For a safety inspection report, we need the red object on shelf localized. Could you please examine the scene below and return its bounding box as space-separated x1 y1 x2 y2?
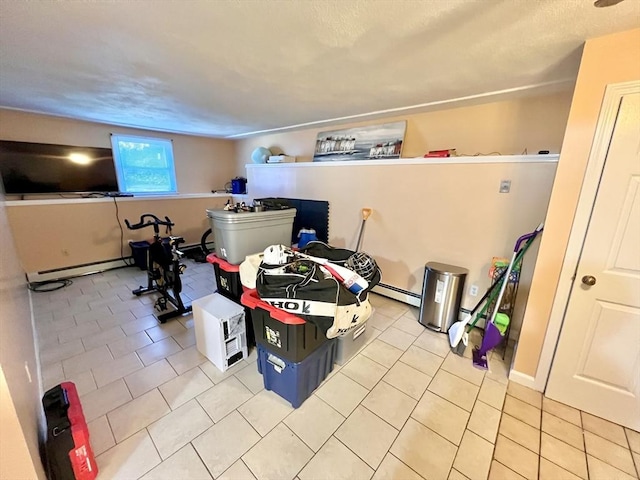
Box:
424 149 457 158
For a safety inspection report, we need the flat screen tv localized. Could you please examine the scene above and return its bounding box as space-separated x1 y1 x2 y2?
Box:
0 140 119 195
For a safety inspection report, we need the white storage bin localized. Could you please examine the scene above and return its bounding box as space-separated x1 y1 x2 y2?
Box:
206 208 297 264
192 293 248 372
335 321 369 365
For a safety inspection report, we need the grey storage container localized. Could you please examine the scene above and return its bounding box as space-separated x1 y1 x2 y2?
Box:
335 321 369 365
419 262 468 333
206 208 297 264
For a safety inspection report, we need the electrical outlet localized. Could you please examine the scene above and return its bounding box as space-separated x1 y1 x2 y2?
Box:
499 180 511 193
470 285 479 296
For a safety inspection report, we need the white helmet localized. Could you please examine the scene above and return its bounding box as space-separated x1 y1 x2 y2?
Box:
262 245 292 265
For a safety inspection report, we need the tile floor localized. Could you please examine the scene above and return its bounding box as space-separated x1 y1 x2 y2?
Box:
33 259 640 480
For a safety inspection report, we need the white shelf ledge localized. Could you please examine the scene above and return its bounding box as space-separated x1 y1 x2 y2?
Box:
246 154 559 168
5 192 231 207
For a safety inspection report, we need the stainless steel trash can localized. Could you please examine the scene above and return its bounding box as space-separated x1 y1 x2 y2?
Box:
419 262 468 333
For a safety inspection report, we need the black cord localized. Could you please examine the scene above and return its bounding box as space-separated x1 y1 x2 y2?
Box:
113 196 134 266
28 279 73 292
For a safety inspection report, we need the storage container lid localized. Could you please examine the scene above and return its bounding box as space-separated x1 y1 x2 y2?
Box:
425 262 469 276
206 208 297 224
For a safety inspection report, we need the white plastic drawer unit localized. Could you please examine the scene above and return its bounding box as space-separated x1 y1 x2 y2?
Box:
192 292 248 372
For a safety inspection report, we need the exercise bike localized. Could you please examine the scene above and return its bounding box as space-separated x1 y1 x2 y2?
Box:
125 214 192 323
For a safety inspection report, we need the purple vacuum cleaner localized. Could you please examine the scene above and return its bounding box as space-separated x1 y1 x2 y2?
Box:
472 224 543 370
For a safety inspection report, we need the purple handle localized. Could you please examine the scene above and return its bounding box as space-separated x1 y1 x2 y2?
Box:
514 224 544 252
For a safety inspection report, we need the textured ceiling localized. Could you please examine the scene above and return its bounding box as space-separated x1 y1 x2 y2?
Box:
0 1 638 138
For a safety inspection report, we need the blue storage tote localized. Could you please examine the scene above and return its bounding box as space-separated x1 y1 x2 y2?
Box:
257 338 337 408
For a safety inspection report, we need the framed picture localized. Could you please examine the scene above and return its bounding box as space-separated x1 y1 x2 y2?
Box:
313 121 407 162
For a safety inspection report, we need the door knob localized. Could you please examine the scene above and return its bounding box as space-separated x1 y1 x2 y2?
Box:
582 275 597 286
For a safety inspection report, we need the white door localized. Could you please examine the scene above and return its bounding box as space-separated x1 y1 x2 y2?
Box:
546 92 640 430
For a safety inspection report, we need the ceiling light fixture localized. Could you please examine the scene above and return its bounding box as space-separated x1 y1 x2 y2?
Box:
594 0 625 7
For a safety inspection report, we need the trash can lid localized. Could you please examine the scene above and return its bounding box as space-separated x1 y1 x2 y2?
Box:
425 262 469 276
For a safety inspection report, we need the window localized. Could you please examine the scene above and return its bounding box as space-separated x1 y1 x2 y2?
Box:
110 134 177 194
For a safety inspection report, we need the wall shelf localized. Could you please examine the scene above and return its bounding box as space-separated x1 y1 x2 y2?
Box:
5 192 231 207
246 154 559 169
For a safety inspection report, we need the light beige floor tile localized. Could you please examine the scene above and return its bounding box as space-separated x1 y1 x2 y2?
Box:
137 337 182 366
441 352 486 386
199 358 248 384
393 315 426 337
299 436 373 480
581 411 628 447
542 411 584 450
383 360 431 400
107 388 170 443
122 315 159 336
467 401 501 443
235 362 264 394
488 461 526 480
478 378 507 410
159 365 213 409
124 358 177 398
626 428 640 454
428 369 479 412
362 381 416 430
372 453 424 480
81 378 132 422
633 451 640 475
108 331 152 358
172 327 196 349
284 395 344 451
499 413 540 454
335 406 399 469
542 397 581 426
62 345 113 377
391 418 457 480
65 370 97 396
584 430 637 476
485 358 510 385
506 382 542 409
97 311 137 330
411 390 469 445
41 362 65 390
449 469 470 480
540 432 588 479
58 320 101 344
82 326 126 351
341 354 388 389
147 399 213 459
146 321 187 342
140 444 213 480
538 458 582 480
361 339 403 368
238 389 294 436
587 455 637 480
503 395 540 429
243 423 313 480
316 372 369 416
166 345 207 375
412 329 452 357
218 460 257 480
87 415 115 456
399 345 443 377
192 410 260 478
368 310 398 331
92 351 144 387
493 435 539 480
373 301 408 321
196 375 253 422
95 429 161 480
453 430 494 480
378 326 416 351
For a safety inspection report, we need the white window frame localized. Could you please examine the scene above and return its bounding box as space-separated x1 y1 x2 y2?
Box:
110 134 177 194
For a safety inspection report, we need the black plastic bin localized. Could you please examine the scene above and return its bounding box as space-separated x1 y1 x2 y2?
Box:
241 289 329 363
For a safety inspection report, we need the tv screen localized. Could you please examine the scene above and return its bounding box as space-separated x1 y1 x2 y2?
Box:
0 140 119 195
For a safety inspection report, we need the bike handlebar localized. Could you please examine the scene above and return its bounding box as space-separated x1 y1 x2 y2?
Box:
125 214 174 232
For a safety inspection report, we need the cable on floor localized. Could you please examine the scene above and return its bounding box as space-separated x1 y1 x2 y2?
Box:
28 279 73 292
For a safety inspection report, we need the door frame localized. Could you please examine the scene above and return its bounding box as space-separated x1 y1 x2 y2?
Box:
534 80 640 392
